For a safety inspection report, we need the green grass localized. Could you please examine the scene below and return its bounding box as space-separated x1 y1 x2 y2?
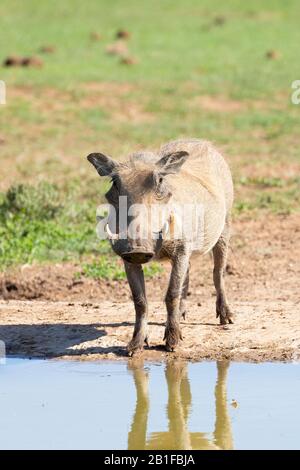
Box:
1 0 300 94
234 177 300 215
0 182 100 269
0 0 300 275
79 258 163 281
238 176 286 188
0 181 163 279
1 0 300 175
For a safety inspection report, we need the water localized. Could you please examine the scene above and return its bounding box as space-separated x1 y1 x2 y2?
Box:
0 358 299 450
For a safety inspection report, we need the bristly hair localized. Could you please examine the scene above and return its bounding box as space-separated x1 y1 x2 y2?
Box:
108 152 158 195
128 151 158 169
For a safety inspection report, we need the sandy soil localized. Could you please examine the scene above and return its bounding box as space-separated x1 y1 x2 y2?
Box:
0 214 300 362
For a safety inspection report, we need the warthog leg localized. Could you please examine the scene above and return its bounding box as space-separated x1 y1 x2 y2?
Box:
124 261 149 356
180 266 190 321
164 251 191 351
213 218 234 325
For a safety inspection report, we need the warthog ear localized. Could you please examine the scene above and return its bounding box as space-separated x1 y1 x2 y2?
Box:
87 153 118 176
156 151 189 175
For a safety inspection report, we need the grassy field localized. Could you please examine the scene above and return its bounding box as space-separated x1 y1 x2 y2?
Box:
0 0 299 277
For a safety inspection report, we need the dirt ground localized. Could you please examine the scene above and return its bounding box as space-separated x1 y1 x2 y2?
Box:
1 214 300 362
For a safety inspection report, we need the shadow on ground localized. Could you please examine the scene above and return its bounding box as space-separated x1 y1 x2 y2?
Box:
0 323 129 358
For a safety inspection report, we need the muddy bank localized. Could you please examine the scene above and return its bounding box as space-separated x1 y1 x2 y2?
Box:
0 299 299 362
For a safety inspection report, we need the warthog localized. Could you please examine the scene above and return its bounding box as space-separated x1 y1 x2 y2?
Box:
87 138 234 354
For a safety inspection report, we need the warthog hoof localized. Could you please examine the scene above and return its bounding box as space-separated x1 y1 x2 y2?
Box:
216 302 234 325
164 322 183 352
127 334 149 357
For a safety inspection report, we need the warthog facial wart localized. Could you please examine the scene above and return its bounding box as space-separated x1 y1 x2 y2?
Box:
0 340 6 364
87 139 234 354
0 80 6 105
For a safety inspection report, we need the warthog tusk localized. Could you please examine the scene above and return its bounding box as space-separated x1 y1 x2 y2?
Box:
154 218 171 240
105 223 119 240
161 220 169 237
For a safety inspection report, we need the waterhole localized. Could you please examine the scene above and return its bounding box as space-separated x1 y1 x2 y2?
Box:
0 359 299 449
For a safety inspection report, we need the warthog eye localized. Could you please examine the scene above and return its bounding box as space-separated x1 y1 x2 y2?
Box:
154 172 171 200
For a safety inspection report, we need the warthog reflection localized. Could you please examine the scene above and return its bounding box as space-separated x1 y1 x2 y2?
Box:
128 361 233 450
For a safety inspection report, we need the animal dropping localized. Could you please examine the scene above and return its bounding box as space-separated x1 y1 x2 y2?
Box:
21 56 43 67
105 41 128 57
115 29 131 39
120 56 138 65
39 45 56 54
3 56 23 67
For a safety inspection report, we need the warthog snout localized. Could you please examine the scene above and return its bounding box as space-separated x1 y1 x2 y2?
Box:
122 250 154 264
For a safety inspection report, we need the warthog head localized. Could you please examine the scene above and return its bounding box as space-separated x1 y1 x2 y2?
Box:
87 150 189 264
